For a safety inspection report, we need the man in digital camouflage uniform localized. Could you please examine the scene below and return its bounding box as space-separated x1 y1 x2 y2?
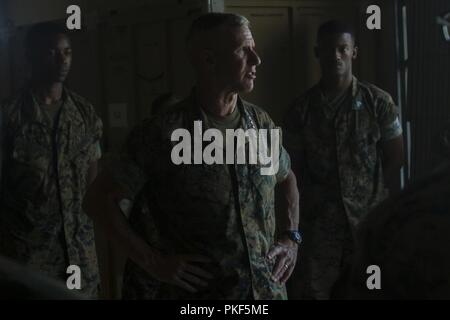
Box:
0 22 102 298
84 13 300 300
283 20 404 299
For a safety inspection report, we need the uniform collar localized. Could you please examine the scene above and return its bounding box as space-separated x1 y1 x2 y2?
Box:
22 85 71 126
314 75 362 118
351 76 365 111
188 87 256 131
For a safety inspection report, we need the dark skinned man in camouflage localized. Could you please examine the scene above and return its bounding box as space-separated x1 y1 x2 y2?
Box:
284 20 404 300
0 22 102 298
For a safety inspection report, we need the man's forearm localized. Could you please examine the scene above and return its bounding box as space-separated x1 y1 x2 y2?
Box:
83 175 159 273
383 160 403 193
383 164 401 194
381 136 405 194
278 170 300 231
105 194 154 266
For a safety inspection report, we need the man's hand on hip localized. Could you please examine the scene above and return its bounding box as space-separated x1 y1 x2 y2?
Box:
146 253 214 293
267 239 298 285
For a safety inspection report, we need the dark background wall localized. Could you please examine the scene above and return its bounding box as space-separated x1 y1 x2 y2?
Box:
404 0 450 181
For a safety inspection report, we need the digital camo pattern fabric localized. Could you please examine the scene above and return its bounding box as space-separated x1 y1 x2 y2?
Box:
113 92 291 300
0 87 102 298
284 77 402 299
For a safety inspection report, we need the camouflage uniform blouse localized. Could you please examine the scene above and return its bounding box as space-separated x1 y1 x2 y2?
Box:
284 77 402 299
0 88 102 297
113 92 291 300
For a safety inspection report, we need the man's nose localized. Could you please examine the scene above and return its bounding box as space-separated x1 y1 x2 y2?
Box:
56 52 69 65
250 48 262 67
334 48 342 60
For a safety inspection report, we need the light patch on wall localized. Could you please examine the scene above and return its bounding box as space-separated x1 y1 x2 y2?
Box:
436 12 450 42
108 103 128 128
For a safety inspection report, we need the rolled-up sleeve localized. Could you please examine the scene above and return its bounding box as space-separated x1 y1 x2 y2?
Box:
108 118 163 201
90 114 103 162
264 114 291 183
378 94 403 141
275 145 291 183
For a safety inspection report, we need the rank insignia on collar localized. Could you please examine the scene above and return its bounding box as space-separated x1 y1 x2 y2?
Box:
353 100 363 110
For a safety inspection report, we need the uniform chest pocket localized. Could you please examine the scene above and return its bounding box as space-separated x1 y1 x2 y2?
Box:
69 135 94 159
181 164 232 206
68 135 96 171
352 125 380 147
350 125 381 168
301 127 336 162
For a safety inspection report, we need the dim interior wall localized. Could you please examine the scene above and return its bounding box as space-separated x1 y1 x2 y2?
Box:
0 44 10 101
98 4 202 153
0 15 11 101
4 0 203 26
358 0 397 103
6 0 86 26
378 0 397 98
405 0 450 181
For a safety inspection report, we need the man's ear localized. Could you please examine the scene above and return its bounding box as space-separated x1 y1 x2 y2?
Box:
203 49 216 69
352 46 358 59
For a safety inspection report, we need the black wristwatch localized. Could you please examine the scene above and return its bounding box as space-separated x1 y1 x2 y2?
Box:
281 230 303 245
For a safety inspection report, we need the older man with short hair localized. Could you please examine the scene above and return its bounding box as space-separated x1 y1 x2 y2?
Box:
84 13 300 300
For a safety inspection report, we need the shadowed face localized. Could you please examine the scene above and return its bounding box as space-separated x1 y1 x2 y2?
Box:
315 32 357 78
30 33 72 83
213 25 262 93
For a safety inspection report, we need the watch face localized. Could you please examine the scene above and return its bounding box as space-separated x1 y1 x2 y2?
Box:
290 231 302 244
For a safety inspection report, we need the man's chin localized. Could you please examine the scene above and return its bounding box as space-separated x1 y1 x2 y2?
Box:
323 70 347 78
52 75 68 83
239 82 255 93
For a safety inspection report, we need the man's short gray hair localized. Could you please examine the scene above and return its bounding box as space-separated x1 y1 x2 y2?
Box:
186 12 250 45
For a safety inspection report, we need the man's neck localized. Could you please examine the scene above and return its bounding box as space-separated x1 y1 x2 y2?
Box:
195 83 238 118
320 73 353 101
31 81 64 105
